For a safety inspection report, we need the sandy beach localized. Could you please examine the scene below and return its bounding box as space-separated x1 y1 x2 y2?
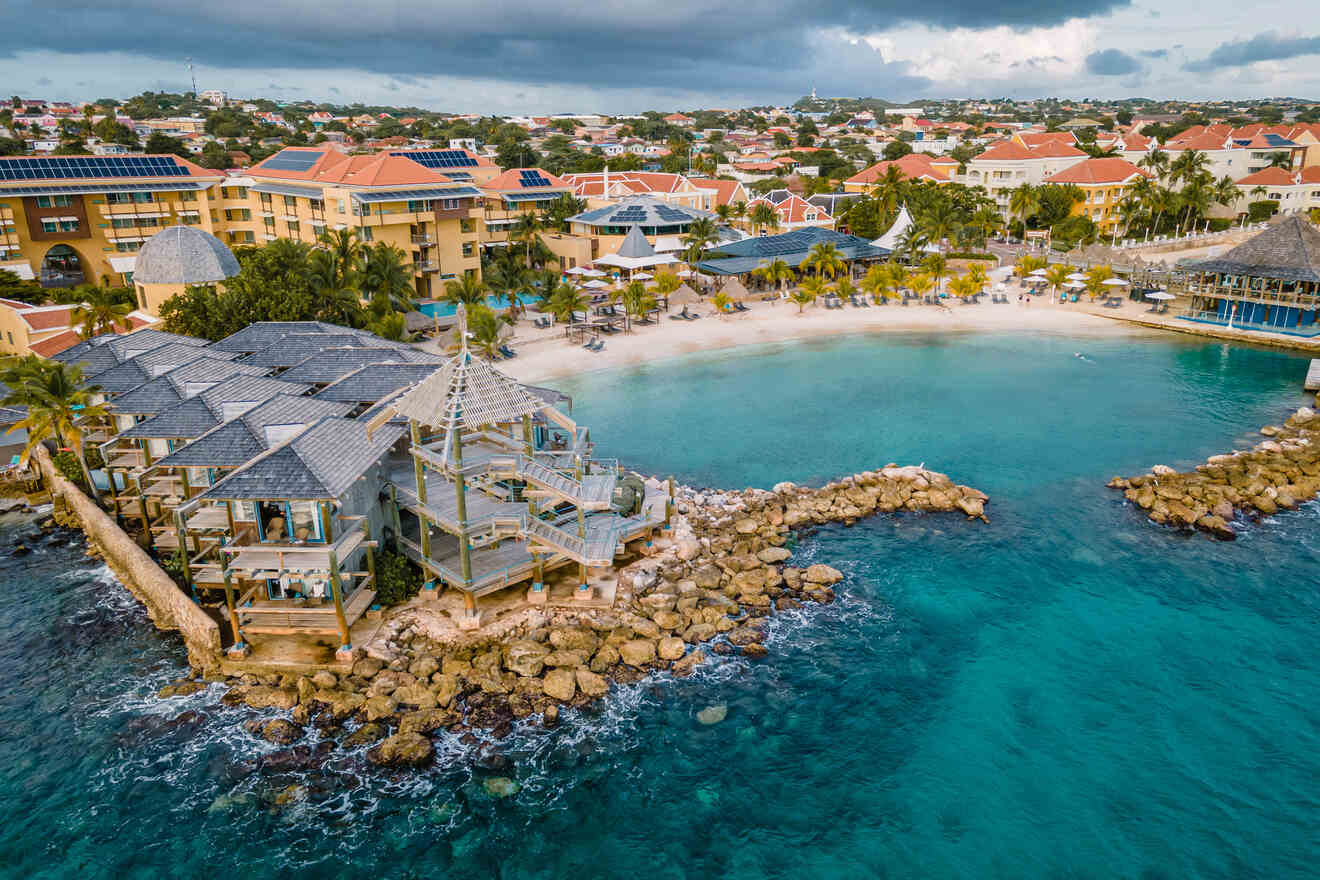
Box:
476 290 1156 384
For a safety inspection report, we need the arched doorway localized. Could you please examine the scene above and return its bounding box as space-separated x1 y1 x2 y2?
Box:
40 244 86 289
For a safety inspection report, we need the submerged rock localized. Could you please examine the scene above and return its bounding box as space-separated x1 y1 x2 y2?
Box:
367 732 434 767
696 704 728 725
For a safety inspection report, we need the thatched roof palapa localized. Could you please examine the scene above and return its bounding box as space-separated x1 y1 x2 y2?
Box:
1190 216 1320 283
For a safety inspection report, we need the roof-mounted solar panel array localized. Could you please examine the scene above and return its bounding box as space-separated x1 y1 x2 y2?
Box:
393 150 479 169
518 170 551 187
0 155 190 182
258 151 325 172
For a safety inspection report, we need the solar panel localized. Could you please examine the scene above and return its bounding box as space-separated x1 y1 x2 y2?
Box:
0 155 190 182
518 170 551 187
392 150 479 169
351 186 481 204
0 181 210 197
258 151 324 172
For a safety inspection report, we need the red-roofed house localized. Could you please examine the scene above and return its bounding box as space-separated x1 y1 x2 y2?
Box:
1233 166 1320 216
1043 158 1151 233
0 299 157 357
844 153 958 192
478 167 577 251
744 193 833 231
962 140 1090 215
562 171 719 210
690 178 750 208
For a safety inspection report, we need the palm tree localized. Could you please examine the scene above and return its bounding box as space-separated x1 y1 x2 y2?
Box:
1169 149 1209 188
71 287 133 338
754 258 795 294
868 165 905 218
802 242 845 280
1044 263 1070 303
1147 184 1176 234
443 273 489 307
711 291 733 315
919 201 959 252
965 263 989 296
1009 183 1040 231
715 204 732 223
948 273 978 303
787 288 816 313
860 264 890 302
511 212 544 270
360 242 416 313
1212 176 1242 215
465 303 506 359
834 275 858 302
1267 152 1292 170
317 228 363 287
651 270 681 300
621 280 657 331
921 252 949 296
970 205 1003 245
308 248 365 327
1178 173 1213 234
897 225 929 263
1084 265 1114 302
908 272 934 302
884 261 910 298
1139 148 1169 182
731 200 747 227
1 358 106 500
799 276 829 311
684 217 718 256
1014 253 1048 279
547 283 588 323
748 202 778 235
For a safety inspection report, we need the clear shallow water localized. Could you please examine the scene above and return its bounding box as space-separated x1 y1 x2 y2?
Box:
3 330 1319 879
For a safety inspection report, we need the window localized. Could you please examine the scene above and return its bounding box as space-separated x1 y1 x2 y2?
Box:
35 195 73 208
460 218 475 233
225 209 251 221
337 199 346 213
181 213 200 225
116 241 140 253
361 226 373 242
111 218 137 229
287 220 300 233
179 190 198 202
106 192 153 204
407 199 433 213
309 198 323 211
41 219 78 233
462 242 473 257
283 195 298 210
223 186 248 199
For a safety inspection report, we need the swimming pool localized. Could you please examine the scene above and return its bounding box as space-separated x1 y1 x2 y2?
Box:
418 293 541 318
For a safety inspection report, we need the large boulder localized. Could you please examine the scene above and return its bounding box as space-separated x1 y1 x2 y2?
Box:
367 732 434 767
393 684 439 709
652 609 684 631
541 650 586 668
756 546 791 564
549 626 600 654
657 636 686 661
803 564 843 585
575 668 609 698
342 722 388 748
398 707 460 736
542 668 577 702
430 673 461 707
619 639 657 667
408 655 440 679
504 640 550 677
261 719 303 745
364 694 398 722
311 670 338 689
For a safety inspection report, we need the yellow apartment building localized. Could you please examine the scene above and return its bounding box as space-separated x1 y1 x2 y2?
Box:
1042 157 1151 234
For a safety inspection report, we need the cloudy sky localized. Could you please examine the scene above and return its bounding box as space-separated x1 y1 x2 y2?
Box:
4 0 1318 113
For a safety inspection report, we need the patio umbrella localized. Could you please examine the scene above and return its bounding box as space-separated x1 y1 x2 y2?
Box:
1062 281 1086 289
581 268 606 277
565 267 588 275
582 279 609 289
668 284 701 306
1144 291 1175 300
1102 277 1129 286
632 272 654 280
1065 272 1087 281
1028 268 1048 277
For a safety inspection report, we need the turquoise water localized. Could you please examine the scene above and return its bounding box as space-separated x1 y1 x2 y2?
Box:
420 293 539 318
3 330 1319 878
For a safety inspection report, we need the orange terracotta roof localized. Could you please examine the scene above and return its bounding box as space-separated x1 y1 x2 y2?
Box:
1017 131 1076 148
29 329 84 358
690 178 744 205
1029 141 1088 158
974 140 1037 161
483 167 571 190
1235 166 1299 187
0 297 33 311
18 305 75 332
1044 157 1149 185
1165 132 1231 151
846 153 952 185
747 194 831 224
1299 166 1320 183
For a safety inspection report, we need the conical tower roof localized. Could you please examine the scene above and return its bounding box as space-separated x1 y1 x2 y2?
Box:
389 305 544 431
873 203 914 251
616 224 657 259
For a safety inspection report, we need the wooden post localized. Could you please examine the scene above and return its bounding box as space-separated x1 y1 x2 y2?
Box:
522 414 533 456
409 420 427 504
365 538 376 587
319 501 334 544
389 485 403 552
328 550 351 650
454 425 472 587
666 476 674 527
173 508 194 597
222 567 243 648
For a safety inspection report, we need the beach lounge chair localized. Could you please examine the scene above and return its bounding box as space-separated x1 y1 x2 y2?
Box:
582 337 596 349
498 344 517 358
591 339 605 352
1070 294 1080 303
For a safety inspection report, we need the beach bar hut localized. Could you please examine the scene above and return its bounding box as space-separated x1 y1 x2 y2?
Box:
1183 217 1320 334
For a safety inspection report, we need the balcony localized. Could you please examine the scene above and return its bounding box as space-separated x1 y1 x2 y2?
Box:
433 206 471 221
411 233 435 245
416 260 439 273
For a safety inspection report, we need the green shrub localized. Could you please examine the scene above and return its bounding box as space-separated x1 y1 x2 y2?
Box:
1247 200 1279 223
944 252 996 261
374 549 423 606
1207 218 1234 232
51 450 87 489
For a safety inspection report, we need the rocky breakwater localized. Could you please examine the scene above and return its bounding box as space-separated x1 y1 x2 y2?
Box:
192 465 987 770
1107 405 1320 540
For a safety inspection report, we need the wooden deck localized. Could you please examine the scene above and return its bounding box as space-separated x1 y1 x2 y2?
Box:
239 586 376 635
1306 359 1320 392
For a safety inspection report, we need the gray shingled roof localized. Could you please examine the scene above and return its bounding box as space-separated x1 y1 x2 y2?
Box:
209 321 377 354
200 416 405 501
1191 216 1320 283
59 329 207 379
313 362 444 403
105 356 265 414
133 226 240 285
117 374 315 440
279 348 441 385
155 394 353 467
240 336 404 370
617 224 657 259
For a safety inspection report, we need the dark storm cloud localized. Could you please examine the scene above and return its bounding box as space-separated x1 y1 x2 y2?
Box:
1084 48 1141 75
10 0 1130 95
1183 31 1320 72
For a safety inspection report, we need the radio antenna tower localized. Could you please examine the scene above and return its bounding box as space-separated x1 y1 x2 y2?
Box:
187 57 197 97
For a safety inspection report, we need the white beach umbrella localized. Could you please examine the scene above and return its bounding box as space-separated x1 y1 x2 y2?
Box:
565 267 588 275
1144 291 1175 301
1102 277 1130 286
1028 268 1048 276
632 271 654 280
1062 281 1086 289
1065 272 1087 281
581 268 606 277
582 279 610 289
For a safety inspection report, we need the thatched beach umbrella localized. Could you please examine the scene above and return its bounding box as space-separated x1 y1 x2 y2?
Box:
668 283 701 306
722 277 754 301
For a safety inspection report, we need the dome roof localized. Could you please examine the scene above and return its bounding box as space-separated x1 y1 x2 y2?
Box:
133 226 240 285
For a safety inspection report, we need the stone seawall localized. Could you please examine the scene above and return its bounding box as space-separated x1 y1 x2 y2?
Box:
35 446 223 675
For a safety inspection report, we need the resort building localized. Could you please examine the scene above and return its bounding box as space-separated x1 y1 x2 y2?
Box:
1182 215 1320 335
1232 166 1320 216
1042 158 1151 234
0 296 156 357
694 226 889 276
562 171 725 211
566 196 717 264
959 139 1089 216
0 154 226 289
477 167 575 253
